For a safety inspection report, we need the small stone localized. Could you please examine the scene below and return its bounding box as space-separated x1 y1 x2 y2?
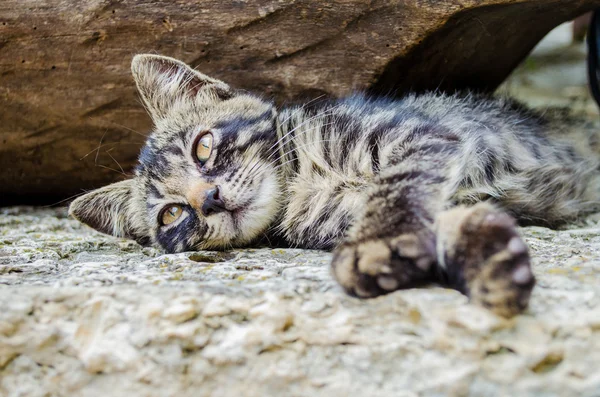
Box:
202 296 231 317
164 303 197 323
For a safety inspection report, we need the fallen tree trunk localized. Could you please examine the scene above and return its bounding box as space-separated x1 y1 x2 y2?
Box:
1 0 599 202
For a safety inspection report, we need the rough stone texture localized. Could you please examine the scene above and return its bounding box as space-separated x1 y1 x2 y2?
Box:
2 0 600 201
1 207 600 396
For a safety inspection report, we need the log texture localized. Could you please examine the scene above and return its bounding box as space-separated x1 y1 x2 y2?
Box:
1 0 599 202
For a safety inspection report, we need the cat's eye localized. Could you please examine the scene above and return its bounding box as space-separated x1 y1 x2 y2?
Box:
195 133 213 164
160 205 183 226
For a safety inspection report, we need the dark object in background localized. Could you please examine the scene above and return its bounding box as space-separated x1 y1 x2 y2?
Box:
2 0 600 204
588 10 600 109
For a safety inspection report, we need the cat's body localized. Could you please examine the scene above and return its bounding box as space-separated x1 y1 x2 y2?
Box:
70 55 600 317
276 95 600 249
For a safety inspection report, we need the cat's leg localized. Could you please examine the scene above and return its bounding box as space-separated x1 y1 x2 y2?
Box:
331 168 535 317
331 167 446 298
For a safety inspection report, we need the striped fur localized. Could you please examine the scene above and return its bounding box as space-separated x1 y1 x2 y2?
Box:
277 95 600 247
70 55 600 316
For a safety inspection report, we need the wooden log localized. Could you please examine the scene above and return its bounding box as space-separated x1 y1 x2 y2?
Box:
1 0 599 202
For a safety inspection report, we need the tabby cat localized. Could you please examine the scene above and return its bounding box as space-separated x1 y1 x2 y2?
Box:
70 54 600 317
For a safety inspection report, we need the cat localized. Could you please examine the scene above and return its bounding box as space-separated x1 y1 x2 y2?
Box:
69 54 600 317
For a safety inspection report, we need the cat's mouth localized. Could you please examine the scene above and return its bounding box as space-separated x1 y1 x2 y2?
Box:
230 197 256 230
226 178 265 234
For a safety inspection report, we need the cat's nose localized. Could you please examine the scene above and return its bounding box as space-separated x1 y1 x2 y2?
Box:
201 186 227 216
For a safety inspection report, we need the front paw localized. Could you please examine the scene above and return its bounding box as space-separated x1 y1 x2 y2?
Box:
331 232 436 298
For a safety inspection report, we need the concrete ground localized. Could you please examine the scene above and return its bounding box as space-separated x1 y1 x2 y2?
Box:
2 24 600 397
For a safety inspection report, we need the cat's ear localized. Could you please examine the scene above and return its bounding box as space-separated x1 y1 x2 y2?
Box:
131 54 232 120
69 179 150 246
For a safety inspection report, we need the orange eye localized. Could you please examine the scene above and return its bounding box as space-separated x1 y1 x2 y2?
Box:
195 133 213 164
160 205 183 226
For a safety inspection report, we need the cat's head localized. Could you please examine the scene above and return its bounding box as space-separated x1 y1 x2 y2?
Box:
69 54 282 252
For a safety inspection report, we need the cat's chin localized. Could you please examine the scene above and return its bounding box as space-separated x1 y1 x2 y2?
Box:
230 172 281 246
229 201 280 248
195 207 269 250
229 206 271 246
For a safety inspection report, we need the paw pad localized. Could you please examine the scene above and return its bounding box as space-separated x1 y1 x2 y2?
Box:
331 233 436 298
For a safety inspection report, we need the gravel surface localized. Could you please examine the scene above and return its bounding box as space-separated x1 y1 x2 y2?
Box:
1 207 600 396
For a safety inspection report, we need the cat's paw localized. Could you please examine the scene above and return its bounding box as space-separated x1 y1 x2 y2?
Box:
437 203 535 317
331 232 436 298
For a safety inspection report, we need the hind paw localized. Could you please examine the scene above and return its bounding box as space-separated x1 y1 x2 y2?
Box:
437 203 535 317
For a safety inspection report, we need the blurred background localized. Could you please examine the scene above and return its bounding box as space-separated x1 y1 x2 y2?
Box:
501 14 599 116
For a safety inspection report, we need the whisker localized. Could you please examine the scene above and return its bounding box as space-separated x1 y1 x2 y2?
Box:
276 94 328 128
80 142 144 161
270 157 299 173
261 232 273 246
264 138 335 170
247 119 338 178
96 163 128 176
246 114 340 179
94 129 108 165
88 117 149 138
247 138 335 180
265 121 337 162
277 104 342 149
264 103 343 161
106 151 126 175
42 189 91 208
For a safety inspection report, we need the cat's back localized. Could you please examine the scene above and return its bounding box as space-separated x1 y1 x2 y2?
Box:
341 91 545 136
287 91 546 143
279 92 546 177
276 91 589 248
